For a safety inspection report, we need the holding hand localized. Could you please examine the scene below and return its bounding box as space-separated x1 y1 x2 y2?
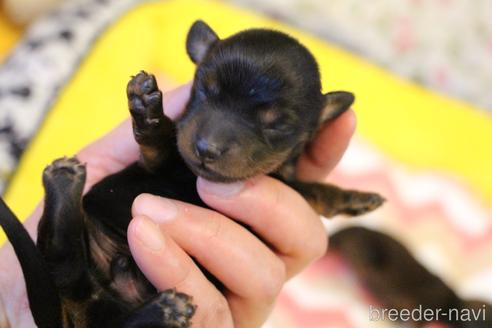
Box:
0 82 356 328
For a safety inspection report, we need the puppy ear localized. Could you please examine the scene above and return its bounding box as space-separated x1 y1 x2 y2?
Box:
186 20 219 64
320 91 355 122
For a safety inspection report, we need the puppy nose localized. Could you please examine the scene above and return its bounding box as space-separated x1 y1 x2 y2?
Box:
194 137 226 163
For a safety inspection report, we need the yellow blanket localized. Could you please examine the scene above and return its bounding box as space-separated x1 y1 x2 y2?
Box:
1 1 491 326
2 0 491 222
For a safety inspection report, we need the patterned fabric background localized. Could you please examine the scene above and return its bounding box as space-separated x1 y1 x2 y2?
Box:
0 1 490 327
0 0 142 193
231 0 492 112
267 139 492 327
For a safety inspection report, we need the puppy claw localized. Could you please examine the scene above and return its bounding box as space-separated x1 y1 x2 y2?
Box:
127 71 159 100
343 192 385 216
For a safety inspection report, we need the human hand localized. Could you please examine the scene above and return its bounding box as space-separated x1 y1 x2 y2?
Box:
0 82 191 328
127 89 356 327
0 81 356 327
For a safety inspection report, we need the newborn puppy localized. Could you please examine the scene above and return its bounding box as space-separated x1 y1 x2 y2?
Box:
178 21 384 217
0 21 383 328
330 227 492 328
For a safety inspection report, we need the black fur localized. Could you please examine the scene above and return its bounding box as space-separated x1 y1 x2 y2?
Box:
0 198 61 327
0 21 384 327
331 227 492 328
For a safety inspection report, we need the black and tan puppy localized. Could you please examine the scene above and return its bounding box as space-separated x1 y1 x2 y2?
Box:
331 227 492 328
0 21 384 327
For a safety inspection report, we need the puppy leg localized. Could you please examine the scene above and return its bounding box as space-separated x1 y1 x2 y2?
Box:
286 181 385 218
127 71 176 172
37 157 92 300
119 289 196 328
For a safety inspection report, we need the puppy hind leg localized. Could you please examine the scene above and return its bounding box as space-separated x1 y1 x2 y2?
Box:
127 71 176 172
38 157 92 300
286 181 385 218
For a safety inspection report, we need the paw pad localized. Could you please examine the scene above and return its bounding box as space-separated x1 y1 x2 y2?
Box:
127 71 164 127
43 156 86 186
158 289 196 327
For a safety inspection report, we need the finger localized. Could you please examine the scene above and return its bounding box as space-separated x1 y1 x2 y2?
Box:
128 215 234 327
162 82 192 120
296 109 356 181
77 82 191 188
132 194 286 302
77 120 138 189
196 176 327 278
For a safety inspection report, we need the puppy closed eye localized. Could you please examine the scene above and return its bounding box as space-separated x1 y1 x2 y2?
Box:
260 110 294 137
263 124 293 138
262 123 294 148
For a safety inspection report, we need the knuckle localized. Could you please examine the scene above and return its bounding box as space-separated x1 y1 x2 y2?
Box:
270 181 285 213
313 232 329 260
305 224 328 261
202 210 224 241
262 179 287 219
172 263 193 289
259 259 286 301
199 295 232 327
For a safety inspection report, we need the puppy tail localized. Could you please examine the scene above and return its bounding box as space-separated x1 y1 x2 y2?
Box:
0 198 62 328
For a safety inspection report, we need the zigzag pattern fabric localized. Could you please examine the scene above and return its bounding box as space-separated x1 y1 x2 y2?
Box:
0 0 142 192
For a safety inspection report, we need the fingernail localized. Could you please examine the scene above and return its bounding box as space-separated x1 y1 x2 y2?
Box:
138 195 178 224
134 216 165 251
197 177 244 198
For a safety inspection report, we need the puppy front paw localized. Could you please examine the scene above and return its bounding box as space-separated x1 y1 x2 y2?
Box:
287 181 385 218
127 71 166 142
341 191 385 216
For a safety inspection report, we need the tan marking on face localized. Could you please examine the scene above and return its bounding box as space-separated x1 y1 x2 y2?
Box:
177 116 198 160
259 109 281 125
202 72 219 95
178 111 295 181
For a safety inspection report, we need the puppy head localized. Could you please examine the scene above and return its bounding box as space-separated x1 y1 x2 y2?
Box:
176 20 354 182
